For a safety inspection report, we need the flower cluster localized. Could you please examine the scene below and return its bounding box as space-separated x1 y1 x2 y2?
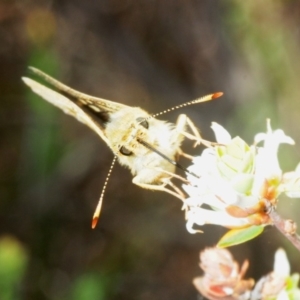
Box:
183 120 300 246
193 247 300 300
193 247 254 300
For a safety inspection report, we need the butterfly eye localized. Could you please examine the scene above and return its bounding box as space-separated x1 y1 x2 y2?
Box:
120 146 132 156
136 117 149 129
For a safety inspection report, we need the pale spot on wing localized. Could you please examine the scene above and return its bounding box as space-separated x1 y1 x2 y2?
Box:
89 104 101 112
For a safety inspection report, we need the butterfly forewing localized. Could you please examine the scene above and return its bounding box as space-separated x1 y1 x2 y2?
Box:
23 68 137 149
27 67 127 113
22 76 114 146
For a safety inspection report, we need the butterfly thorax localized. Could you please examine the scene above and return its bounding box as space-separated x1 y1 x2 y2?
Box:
104 107 183 183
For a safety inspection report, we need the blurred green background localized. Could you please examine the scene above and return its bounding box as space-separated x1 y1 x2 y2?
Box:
1 0 300 299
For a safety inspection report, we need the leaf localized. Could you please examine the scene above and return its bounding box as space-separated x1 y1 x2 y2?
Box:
217 225 264 248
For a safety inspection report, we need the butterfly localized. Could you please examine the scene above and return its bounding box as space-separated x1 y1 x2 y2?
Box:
22 67 222 228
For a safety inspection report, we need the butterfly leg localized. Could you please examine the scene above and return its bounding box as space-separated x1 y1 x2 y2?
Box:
132 177 185 201
166 180 186 199
176 114 201 147
153 167 190 184
177 148 194 160
176 114 215 148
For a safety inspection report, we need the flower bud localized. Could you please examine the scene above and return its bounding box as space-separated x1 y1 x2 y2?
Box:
216 137 255 194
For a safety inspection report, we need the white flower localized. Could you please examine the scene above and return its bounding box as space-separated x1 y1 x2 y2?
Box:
252 119 295 197
251 249 300 300
183 120 298 235
193 247 254 299
273 249 290 277
281 163 300 198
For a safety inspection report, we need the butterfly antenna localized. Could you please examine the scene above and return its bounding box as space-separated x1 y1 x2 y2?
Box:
91 156 117 229
152 92 223 118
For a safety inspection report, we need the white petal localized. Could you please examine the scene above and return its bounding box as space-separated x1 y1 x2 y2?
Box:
277 290 289 300
273 129 295 145
211 122 232 144
254 132 267 144
285 191 300 198
182 183 206 199
206 177 241 206
282 167 300 198
274 248 290 277
233 194 259 208
186 208 250 231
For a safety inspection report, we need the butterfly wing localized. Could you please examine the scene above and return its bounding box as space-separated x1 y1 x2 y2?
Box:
23 67 132 148
27 67 127 113
22 76 114 147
